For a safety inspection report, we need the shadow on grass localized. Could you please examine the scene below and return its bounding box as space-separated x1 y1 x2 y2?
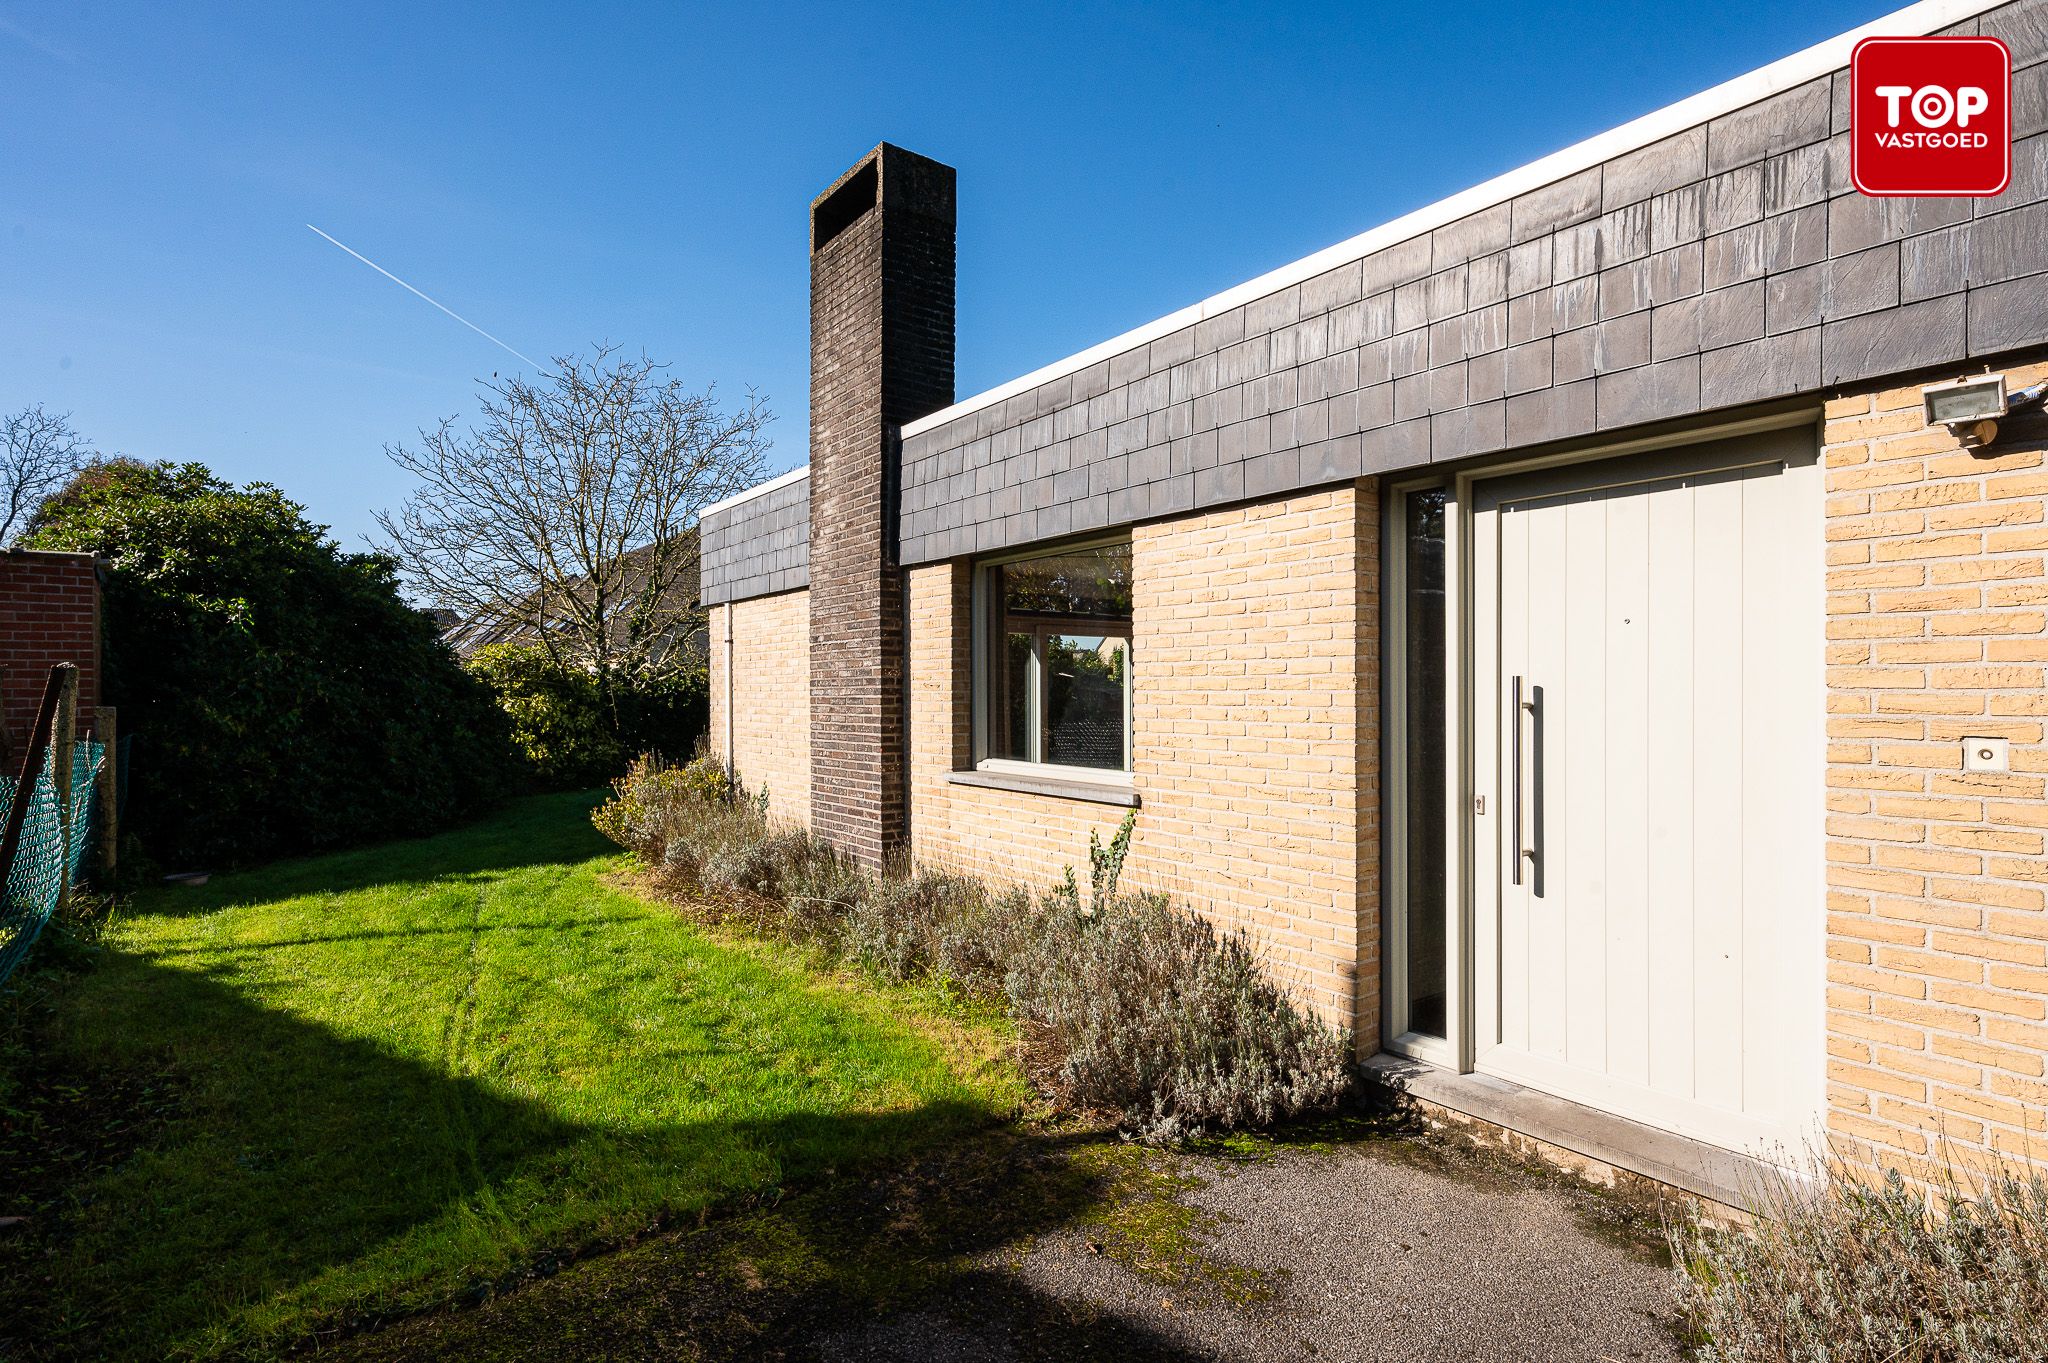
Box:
127 790 616 918
0 941 1042 1362
3 789 1244 1362
323 1118 1232 1363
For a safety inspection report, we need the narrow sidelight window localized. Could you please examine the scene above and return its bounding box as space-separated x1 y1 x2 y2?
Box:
975 540 1133 773
1401 489 1449 1039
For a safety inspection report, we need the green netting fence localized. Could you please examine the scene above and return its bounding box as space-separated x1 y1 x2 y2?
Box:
0 738 106 984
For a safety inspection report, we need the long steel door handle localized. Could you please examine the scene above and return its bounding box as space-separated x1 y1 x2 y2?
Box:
1511 676 1535 886
1511 675 1523 886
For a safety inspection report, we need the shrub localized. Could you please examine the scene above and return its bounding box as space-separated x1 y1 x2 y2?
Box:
465 643 621 787
703 830 810 900
1670 1154 2048 1362
593 760 1352 1142
467 643 709 790
846 870 992 984
613 669 709 772
1006 891 1352 1143
23 460 512 866
591 753 731 856
674 751 731 802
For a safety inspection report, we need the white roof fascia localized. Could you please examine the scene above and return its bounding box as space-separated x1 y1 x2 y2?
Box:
699 463 811 520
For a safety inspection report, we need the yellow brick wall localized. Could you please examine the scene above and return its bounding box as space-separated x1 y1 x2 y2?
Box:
1823 357 2048 1176
908 484 1380 1041
708 592 811 828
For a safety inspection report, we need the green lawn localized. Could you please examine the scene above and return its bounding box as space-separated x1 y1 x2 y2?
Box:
0 791 1027 1360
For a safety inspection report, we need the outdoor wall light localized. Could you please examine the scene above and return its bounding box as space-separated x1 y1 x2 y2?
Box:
1922 372 2048 447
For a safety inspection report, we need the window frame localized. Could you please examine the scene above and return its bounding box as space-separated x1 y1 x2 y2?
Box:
970 533 1135 787
1382 479 1463 1071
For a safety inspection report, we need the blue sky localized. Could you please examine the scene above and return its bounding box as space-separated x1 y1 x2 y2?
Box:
3 0 1885 548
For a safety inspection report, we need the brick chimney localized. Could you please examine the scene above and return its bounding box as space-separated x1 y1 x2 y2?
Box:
807 144 956 867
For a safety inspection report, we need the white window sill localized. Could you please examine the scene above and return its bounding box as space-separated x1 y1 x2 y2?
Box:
944 768 1140 808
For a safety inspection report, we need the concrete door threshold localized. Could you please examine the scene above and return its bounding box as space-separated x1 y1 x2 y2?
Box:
1361 1053 1795 1215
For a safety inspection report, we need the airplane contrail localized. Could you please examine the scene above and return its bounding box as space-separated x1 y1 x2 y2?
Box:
306 224 545 372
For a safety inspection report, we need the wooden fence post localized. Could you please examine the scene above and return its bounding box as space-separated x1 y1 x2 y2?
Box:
96 707 118 879
52 667 77 915
0 664 72 905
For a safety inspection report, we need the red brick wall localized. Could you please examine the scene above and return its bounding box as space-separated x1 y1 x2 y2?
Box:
0 550 101 756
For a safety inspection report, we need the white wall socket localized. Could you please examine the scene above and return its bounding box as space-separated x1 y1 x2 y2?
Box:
1962 737 2010 773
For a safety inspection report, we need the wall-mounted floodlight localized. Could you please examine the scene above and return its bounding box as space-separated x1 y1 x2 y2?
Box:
1923 374 2007 427
1922 373 2048 447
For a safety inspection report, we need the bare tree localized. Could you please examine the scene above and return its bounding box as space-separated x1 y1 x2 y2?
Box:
2 406 94 546
378 345 772 705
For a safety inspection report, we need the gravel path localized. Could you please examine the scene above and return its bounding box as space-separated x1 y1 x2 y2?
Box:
815 1140 1686 1363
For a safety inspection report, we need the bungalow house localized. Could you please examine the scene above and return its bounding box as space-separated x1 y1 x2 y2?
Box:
700 0 2048 1206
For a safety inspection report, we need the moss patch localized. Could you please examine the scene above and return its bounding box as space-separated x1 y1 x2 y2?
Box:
1058 1142 1278 1309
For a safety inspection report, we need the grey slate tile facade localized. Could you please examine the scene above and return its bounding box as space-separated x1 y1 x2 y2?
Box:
891 0 2048 567
703 0 2048 598
699 473 809 605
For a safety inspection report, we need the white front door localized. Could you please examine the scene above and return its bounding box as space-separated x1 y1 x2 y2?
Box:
1470 429 1825 1158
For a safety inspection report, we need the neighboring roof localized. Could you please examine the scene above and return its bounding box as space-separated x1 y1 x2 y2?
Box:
442 531 702 657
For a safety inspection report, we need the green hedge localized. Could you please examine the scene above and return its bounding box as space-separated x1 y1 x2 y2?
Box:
25 461 513 867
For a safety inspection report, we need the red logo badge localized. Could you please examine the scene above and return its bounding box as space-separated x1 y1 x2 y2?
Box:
1851 36 2011 197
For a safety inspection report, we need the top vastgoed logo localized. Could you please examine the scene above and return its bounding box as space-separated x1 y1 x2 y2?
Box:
1851 35 2012 197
